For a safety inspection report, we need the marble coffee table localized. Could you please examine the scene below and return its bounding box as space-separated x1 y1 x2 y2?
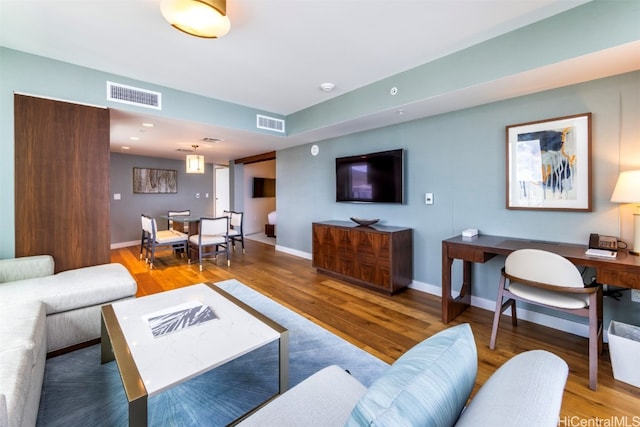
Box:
101 282 288 426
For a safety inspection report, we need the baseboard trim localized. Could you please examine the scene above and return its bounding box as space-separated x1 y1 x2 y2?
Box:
111 240 139 249
409 279 589 339
276 245 312 260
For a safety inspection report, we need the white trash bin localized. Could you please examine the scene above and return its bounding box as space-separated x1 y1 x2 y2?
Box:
608 321 640 388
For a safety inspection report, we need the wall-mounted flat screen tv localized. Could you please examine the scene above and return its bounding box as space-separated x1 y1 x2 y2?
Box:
253 177 276 198
336 149 404 203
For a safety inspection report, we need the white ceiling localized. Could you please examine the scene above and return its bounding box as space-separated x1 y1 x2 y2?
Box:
2 0 636 165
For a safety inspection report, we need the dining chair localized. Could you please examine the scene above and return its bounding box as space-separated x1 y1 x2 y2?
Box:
140 214 189 269
167 209 191 231
489 248 603 390
225 210 245 254
188 216 230 271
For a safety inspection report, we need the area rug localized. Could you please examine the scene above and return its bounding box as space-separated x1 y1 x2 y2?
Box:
36 279 389 426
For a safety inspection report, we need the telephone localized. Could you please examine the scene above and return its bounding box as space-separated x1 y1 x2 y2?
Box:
589 233 618 251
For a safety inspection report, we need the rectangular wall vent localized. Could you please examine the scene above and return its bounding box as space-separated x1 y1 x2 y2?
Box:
256 114 285 133
107 81 161 110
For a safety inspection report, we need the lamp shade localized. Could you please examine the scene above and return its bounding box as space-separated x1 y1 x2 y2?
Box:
186 154 205 174
160 0 230 38
611 170 640 203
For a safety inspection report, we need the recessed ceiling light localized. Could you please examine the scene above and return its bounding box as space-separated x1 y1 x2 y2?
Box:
129 136 140 141
142 122 154 127
121 146 130 150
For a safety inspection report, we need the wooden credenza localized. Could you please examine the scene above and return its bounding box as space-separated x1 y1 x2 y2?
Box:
312 221 413 294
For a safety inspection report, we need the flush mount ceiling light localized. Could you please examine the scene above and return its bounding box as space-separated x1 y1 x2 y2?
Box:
186 144 205 174
160 0 230 39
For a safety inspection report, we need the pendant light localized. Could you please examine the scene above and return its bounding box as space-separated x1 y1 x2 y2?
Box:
186 145 205 174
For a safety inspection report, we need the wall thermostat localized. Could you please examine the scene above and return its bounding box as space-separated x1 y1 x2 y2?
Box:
310 144 319 156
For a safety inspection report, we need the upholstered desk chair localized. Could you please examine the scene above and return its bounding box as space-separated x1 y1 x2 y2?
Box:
489 248 603 390
189 216 230 271
140 214 188 269
225 210 245 254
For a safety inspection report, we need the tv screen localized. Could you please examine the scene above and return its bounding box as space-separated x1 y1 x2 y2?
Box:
252 177 276 198
336 149 404 203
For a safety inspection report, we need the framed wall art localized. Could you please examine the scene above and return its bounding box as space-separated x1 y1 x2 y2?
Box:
133 167 177 194
506 113 591 211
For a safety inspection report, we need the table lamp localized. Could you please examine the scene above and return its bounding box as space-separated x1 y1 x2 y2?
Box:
610 170 640 255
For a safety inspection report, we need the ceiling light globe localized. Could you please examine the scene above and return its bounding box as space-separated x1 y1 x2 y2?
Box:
161 0 230 38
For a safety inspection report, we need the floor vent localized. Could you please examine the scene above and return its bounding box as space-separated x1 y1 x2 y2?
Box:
256 114 285 133
107 81 161 110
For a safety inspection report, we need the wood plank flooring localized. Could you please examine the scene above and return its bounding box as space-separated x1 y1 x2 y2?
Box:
112 239 640 422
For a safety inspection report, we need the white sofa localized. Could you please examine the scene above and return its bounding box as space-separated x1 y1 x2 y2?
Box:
0 255 137 427
239 324 569 427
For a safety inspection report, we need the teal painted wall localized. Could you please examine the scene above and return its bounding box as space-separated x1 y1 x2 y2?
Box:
277 71 640 326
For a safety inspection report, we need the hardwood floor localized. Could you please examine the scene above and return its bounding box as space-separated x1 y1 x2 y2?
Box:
112 239 640 422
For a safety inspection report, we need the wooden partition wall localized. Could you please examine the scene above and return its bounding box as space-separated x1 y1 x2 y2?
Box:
14 94 111 273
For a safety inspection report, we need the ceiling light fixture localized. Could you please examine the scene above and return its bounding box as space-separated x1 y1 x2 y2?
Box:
160 0 230 39
202 137 223 143
186 144 205 174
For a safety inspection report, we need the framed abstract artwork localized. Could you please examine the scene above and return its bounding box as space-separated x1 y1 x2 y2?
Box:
133 167 177 194
506 113 591 211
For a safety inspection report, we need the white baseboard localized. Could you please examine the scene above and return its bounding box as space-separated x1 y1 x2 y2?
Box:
409 279 589 339
111 240 139 249
275 245 312 260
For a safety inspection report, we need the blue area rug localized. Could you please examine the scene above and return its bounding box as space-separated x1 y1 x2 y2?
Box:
36 280 389 426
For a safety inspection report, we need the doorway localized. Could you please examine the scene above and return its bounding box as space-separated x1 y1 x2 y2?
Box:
215 166 230 217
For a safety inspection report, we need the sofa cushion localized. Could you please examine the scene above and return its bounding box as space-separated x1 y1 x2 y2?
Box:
0 393 7 427
0 348 33 427
346 323 477 427
237 365 367 426
0 255 54 283
454 350 568 427
0 263 136 314
0 301 46 367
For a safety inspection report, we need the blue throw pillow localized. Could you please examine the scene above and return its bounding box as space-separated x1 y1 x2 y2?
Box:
345 323 477 427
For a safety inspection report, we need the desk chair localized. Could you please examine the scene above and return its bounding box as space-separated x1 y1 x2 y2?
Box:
489 248 603 390
225 210 245 254
189 216 230 271
140 214 188 269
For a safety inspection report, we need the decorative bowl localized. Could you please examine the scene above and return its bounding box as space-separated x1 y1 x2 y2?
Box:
350 217 380 226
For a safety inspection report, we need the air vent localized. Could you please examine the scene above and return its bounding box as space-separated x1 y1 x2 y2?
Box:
256 114 285 133
107 81 161 110
202 137 222 143
176 148 193 153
